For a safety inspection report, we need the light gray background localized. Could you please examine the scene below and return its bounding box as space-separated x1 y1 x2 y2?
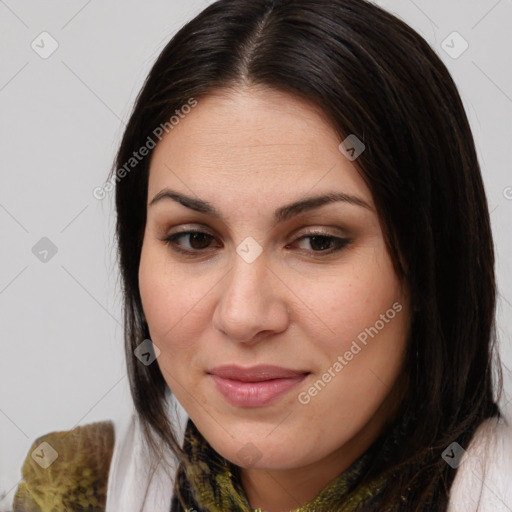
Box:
0 0 511 509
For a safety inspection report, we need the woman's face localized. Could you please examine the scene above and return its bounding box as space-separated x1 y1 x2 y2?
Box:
139 86 410 474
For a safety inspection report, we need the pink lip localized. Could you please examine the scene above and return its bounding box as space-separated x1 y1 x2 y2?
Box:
208 365 309 407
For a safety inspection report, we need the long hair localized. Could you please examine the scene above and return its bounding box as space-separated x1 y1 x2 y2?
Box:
108 0 502 509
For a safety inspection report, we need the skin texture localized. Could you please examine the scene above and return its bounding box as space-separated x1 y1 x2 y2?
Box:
138 85 410 512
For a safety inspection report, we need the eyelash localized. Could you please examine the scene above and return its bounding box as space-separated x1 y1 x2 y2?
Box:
162 229 351 257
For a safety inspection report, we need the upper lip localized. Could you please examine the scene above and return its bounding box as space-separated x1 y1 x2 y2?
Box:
208 365 309 382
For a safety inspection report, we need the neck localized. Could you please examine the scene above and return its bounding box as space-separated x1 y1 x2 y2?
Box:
240 383 407 512
240 428 374 512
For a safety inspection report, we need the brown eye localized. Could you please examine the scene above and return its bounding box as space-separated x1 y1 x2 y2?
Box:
163 231 217 253
288 232 351 254
307 235 336 251
185 232 213 250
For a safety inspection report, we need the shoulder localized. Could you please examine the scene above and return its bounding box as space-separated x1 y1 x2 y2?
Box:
448 415 512 512
13 420 115 512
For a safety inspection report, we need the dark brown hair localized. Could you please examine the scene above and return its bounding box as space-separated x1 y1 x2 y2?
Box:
109 0 502 509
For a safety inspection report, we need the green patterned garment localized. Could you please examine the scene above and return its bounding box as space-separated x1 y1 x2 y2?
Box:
13 421 114 512
170 418 404 512
12 414 409 512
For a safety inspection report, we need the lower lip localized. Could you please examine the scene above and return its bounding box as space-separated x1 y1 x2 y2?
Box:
210 374 308 407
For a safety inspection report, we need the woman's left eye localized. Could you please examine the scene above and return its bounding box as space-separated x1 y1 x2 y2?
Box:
162 230 351 256
290 233 351 253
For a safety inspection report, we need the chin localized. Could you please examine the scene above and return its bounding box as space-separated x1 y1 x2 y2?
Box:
193 417 322 471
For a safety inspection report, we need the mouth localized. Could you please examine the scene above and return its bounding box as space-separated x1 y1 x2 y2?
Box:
208 365 310 408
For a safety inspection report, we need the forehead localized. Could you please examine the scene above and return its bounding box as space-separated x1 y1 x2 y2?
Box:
147 86 373 208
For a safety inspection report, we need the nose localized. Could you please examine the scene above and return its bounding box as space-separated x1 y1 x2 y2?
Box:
212 250 290 345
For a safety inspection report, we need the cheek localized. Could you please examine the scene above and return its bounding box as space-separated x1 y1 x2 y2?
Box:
315 258 409 417
139 243 187 345
139 249 171 338
138 242 214 365
298 246 405 357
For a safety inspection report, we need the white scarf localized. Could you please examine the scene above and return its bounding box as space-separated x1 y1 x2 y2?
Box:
105 392 188 512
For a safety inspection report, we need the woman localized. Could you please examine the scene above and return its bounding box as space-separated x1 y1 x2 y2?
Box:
13 0 512 511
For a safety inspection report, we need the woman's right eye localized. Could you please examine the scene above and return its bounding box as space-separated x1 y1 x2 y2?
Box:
163 230 217 255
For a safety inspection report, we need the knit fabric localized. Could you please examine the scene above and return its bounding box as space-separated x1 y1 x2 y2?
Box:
169 418 406 512
13 420 114 512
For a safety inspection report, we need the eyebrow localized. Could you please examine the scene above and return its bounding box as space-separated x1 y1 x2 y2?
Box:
148 188 372 225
